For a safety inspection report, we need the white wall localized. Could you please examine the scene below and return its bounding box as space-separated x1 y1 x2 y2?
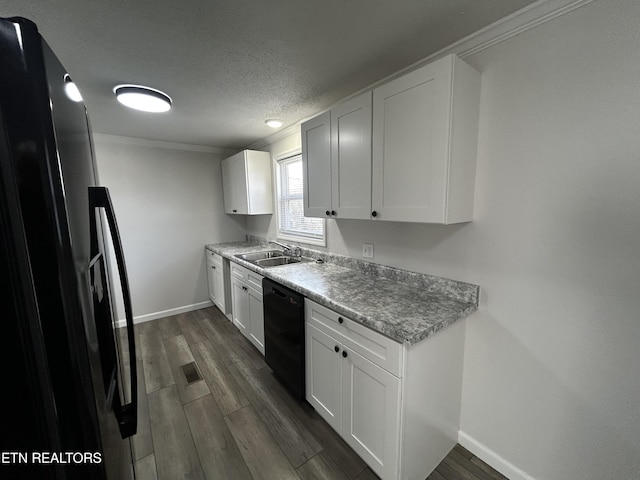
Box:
247 1 640 478
245 134 298 240
459 1 640 478
94 136 246 321
246 132 345 251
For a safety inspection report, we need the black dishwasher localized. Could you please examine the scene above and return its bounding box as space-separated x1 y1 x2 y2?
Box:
263 278 305 400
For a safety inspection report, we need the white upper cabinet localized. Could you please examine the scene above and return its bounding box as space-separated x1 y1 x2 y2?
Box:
302 92 372 220
302 112 331 218
221 149 273 215
372 55 480 223
301 54 480 224
331 91 372 220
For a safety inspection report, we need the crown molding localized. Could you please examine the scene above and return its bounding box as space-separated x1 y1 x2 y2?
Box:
93 133 238 155
454 0 596 59
364 0 597 84
245 0 596 150
246 123 301 151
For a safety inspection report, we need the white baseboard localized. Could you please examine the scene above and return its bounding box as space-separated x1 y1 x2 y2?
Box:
458 430 536 480
115 300 213 328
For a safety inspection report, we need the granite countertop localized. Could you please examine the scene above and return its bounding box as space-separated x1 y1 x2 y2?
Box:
206 241 478 346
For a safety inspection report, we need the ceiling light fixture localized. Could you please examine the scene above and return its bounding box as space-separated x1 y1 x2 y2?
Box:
265 119 283 128
64 74 83 102
114 84 172 113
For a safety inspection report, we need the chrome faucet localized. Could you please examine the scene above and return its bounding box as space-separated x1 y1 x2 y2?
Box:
269 240 302 257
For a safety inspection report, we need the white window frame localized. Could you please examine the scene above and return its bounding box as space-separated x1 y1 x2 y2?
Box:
274 150 326 247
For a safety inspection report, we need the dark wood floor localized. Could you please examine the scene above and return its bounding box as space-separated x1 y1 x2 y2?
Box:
128 306 508 480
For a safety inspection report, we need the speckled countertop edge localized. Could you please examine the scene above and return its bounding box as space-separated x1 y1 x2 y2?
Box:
206 241 478 346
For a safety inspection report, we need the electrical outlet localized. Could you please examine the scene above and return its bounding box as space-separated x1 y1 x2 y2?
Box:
362 243 374 259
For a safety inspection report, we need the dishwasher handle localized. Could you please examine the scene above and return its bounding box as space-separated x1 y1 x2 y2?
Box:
271 286 287 298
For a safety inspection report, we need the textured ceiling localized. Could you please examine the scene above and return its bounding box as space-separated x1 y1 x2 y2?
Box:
2 0 536 149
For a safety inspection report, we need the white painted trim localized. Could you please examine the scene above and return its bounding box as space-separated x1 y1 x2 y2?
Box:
245 0 595 151
276 230 327 248
247 123 300 151
273 151 327 247
115 300 213 328
458 430 537 480
455 0 596 59
272 147 302 162
358 0 596 85
93 133 238 155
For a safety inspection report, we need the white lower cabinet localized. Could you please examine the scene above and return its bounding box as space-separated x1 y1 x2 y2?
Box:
206 250 230 317
307 322 401 477
305 298 466 480
306 300 401 480
342 347 401 480
230 263 265 354
306 323 344 432
207 255 217 303
230 276 250 333
247 286 264 354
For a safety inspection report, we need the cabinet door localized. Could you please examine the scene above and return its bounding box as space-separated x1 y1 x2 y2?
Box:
221 158 234 214
247 288 264 355
213 263 226 312
302 111 332 218
306 323 343 433
245 151 274 215
207 259 217 304
222 152 249 214
342 348 401 480
331 91 372 220
230 277 249 338
372 56 453 223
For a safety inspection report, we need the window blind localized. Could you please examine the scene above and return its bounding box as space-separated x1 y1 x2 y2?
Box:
277 155 323 240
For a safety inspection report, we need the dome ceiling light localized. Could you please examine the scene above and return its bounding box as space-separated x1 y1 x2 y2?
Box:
265 119 283 128
114 84 172 113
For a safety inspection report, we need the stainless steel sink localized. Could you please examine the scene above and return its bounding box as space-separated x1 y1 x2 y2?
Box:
255 256 305 267
235 250 313 268
235 250 285 261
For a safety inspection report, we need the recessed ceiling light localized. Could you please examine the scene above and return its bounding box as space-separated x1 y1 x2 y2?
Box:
265 119 283 128
64 74 83 102
114 84 172 113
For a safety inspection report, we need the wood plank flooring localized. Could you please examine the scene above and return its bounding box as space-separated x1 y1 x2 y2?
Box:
130 306 508 480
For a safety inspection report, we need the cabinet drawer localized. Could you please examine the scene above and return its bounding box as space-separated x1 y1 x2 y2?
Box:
230 262 248 281
305 299 404 377
207 250 223 266
247 271 263 293
230 262 263 292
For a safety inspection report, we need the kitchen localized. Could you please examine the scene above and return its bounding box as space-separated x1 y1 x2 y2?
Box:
1 0 639 479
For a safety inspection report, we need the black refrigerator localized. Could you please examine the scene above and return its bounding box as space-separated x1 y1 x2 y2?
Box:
0 17 137 479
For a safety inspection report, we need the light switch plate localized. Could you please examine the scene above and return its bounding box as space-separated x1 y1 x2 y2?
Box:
362 243 374 258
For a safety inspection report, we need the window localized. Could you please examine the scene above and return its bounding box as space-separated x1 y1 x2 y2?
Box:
275 153 325 246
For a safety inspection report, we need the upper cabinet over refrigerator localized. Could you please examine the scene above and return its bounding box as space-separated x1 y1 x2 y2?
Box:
302 54 481 224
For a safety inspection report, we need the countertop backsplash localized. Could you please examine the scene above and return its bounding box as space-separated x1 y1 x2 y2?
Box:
246 235 479 306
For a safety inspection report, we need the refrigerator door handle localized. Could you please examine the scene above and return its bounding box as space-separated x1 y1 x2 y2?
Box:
89 186 137 439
